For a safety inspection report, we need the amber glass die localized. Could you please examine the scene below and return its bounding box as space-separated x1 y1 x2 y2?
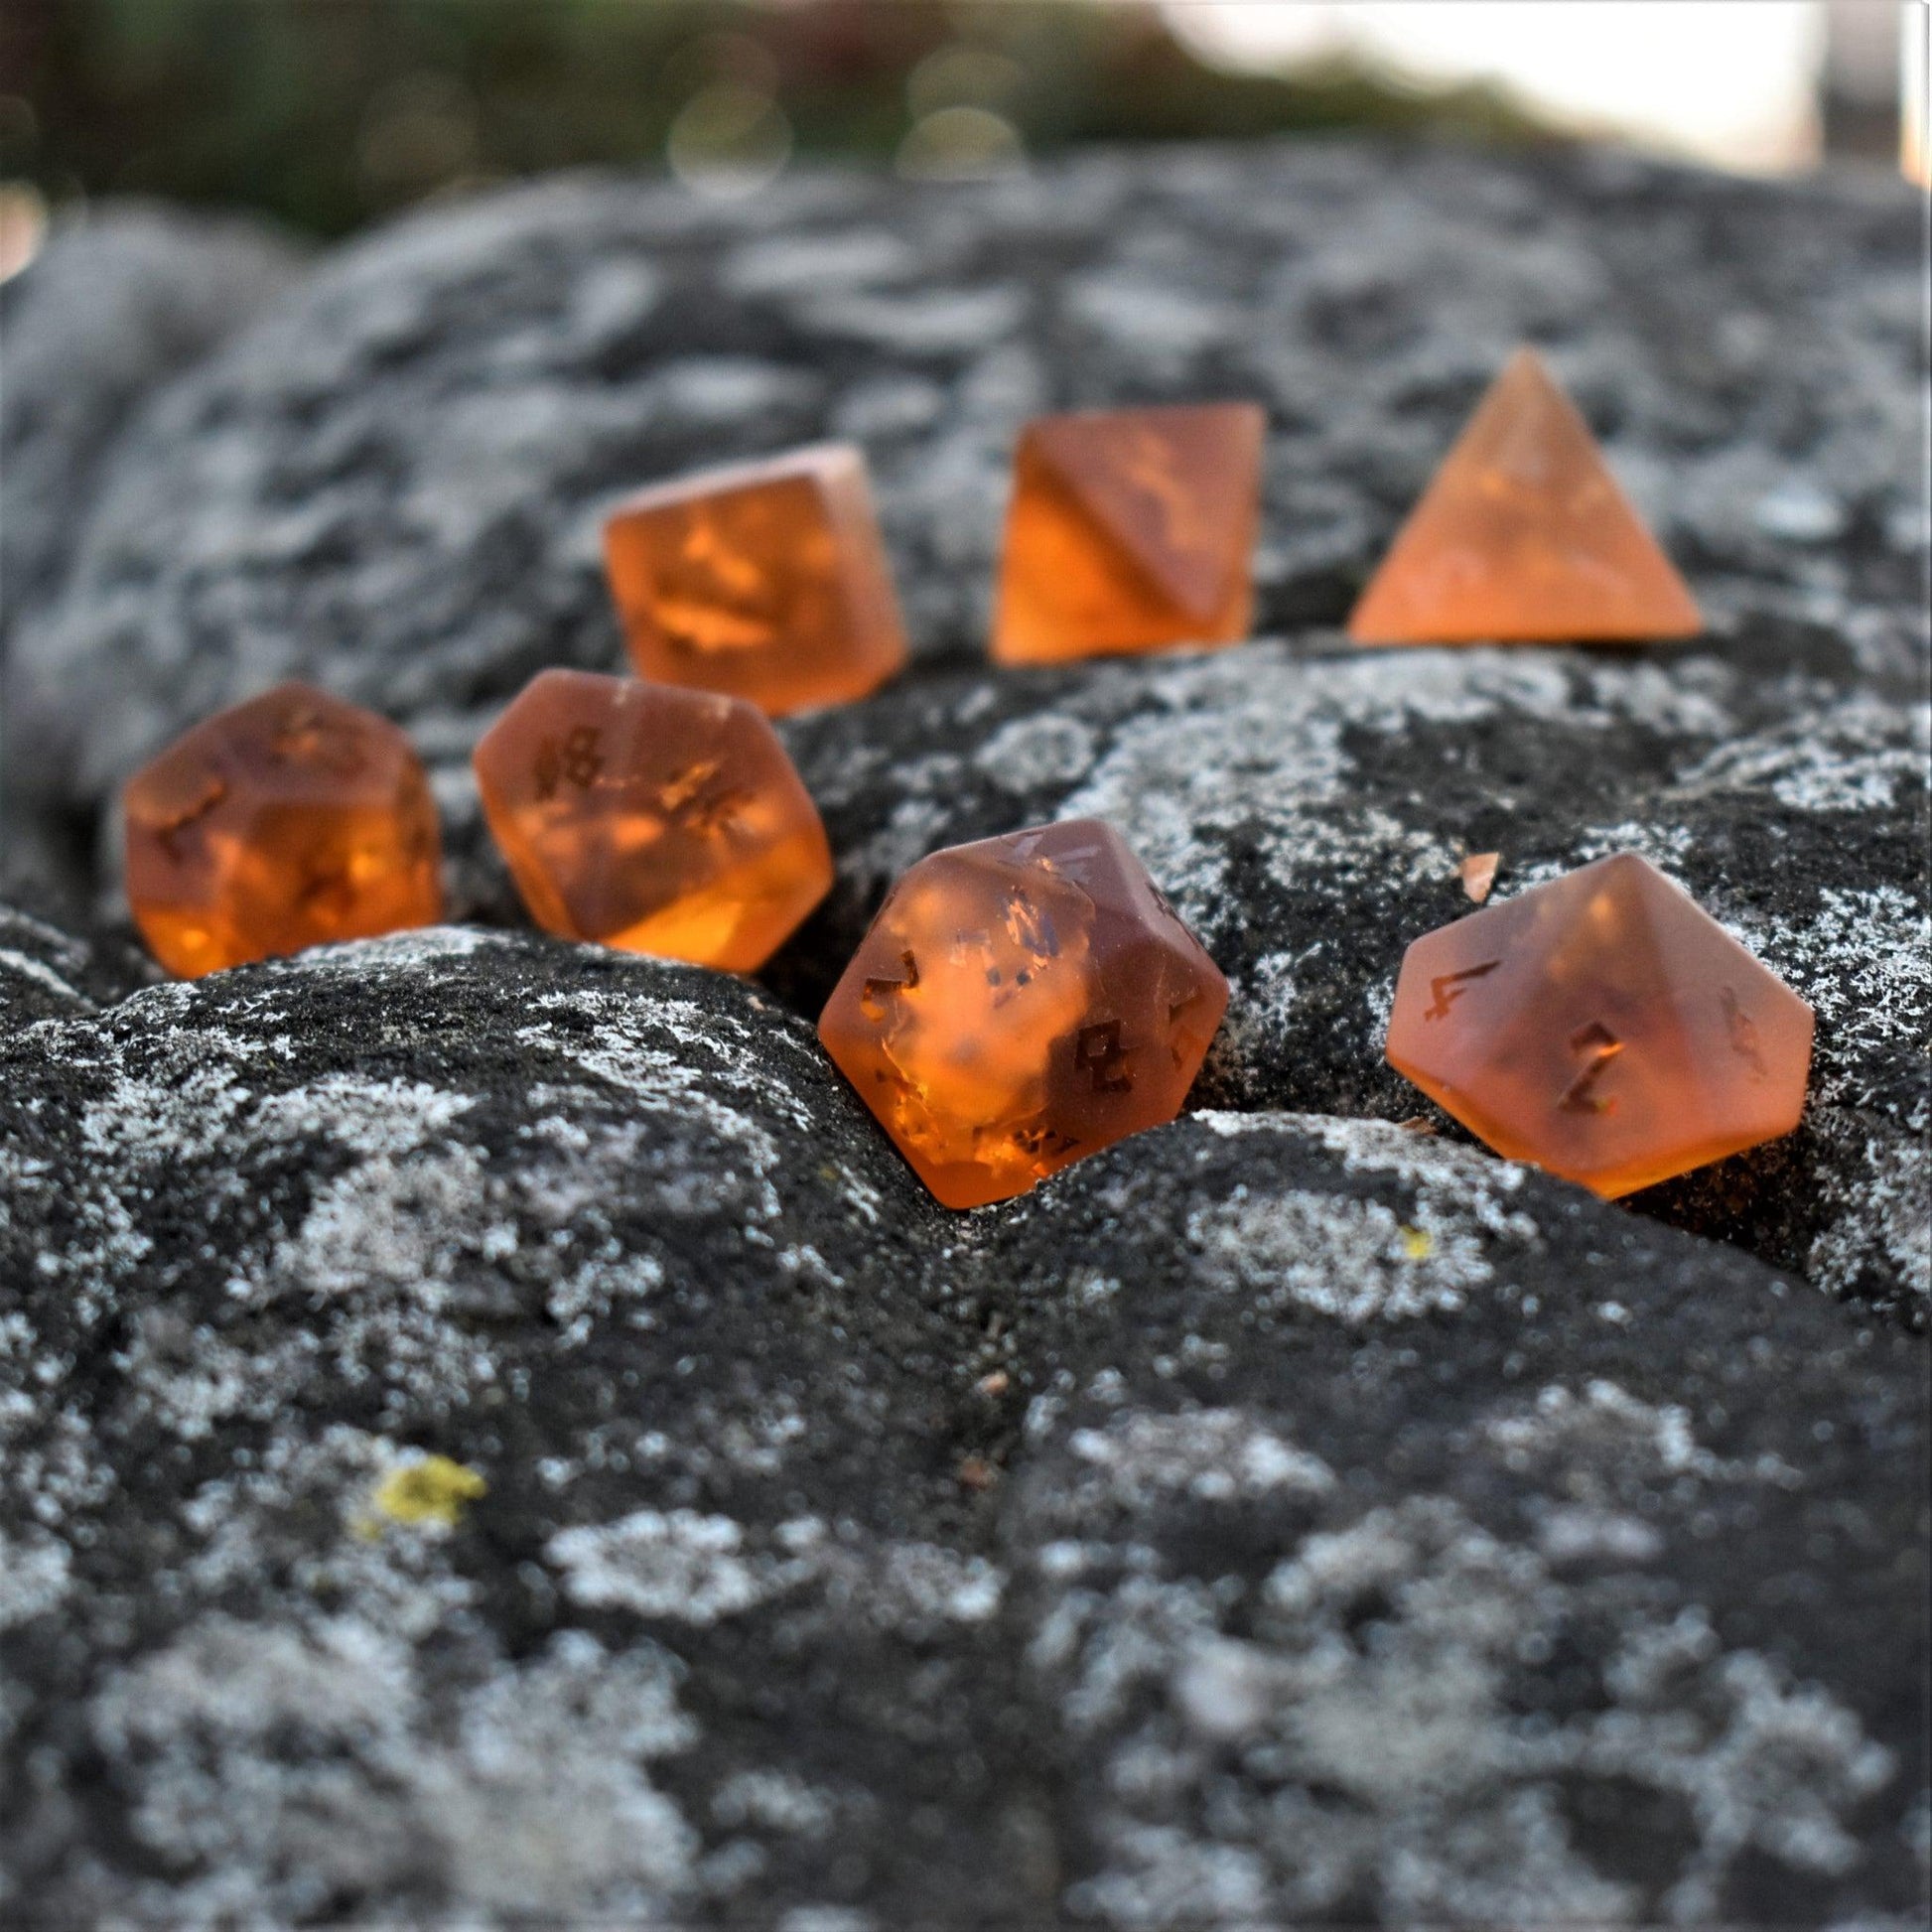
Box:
991 402 1264 665
123 683 442 978
474 668 831 974
1348 349 1702 646
1385 853 1812 1197
819 819 1228 1208
603 443 906 717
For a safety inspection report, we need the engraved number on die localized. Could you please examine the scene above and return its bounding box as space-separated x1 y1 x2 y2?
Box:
861 950 920 1020
1423 959 1501 1022
1558 1021 1623 1114
534 726 605 800
1075 1020 1133 1094
154 775 228 859
1721 986 1766 1078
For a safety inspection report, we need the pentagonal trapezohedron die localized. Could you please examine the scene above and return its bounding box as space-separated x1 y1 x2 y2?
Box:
123 682 442 978
472 668 832 974
818 818 1228 1208
1385 853 1813 1196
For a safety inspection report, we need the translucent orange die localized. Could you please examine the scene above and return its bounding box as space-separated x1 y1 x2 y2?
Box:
1348 348 1702 646
603 443 907 717
1385 853 1812 1198
992 403 1266 665
474 669 832 973
819 819 1228 1208
123 682 443 978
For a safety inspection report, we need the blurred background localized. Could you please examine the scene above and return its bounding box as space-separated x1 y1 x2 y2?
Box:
0 0 1924 272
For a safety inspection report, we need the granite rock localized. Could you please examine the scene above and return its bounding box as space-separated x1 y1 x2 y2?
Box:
775 637 1930 1320
0 925 1923 1925
0 895 152 1032
5 144 1923 873
0 202 302 640
0 204 303 907
2 146 1923 1315
0 141 1927 1924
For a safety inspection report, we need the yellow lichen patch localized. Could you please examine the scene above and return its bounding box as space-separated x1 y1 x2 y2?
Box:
364 1454 486 1533
1399 1225 1435 1261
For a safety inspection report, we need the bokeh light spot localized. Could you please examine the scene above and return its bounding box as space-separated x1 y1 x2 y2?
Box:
668 82 793 199
897 105 1027 182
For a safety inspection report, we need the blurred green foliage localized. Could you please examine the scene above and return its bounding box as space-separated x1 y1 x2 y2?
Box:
2 0 1546 237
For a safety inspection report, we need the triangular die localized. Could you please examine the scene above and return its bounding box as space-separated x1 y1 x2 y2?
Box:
1031 405 1262 622
1348 349 1702 645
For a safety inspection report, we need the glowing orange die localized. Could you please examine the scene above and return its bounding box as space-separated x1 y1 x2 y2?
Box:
1385 853 1812 1197
820 819 1228 1208
1348 348 1702 646
474 669 831 973
992 403 1265 665
604 443 907 717
123 683 443 978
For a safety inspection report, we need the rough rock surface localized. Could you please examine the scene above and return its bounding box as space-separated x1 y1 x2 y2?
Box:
1 928 1925 1925
776 638 1929 1319
7 144 1922 842
0 204 303 907
1 143 1927 1925
0 897 151 1032
0 203 301 639
7 142 1923 1314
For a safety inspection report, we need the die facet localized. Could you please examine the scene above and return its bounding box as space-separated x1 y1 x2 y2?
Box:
123 682 443 978
992 403 1265 665
604 443 907 717
1348 348 1702 646
1385 853 1812 1197
819 818 1228 1209
474 669 832 973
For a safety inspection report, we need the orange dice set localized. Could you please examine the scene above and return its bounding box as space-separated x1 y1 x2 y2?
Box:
118 356 1802 1212
473 669 832 974
818 820 1228 1208
123 683 442 979
1385 854 1812 1197
604 443 907 718
991 403 1265 665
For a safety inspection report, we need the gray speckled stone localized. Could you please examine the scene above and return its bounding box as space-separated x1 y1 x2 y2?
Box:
774 638 1929 1320
0 203 302 906
6 144 1924 1316
5 145 1923 853
0 896 152 1030
1 142 1927 1925
0 925 1923 1926
0 202 302 638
